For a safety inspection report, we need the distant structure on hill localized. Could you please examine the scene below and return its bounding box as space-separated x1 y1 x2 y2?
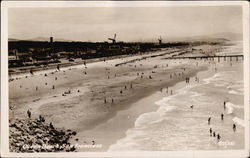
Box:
108 33 117 44
158 36 162 45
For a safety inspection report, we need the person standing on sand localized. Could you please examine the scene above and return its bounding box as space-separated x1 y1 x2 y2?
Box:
221 114 224 120
233 124 236 132
223 101 226 110
36 86 38 91
213 131 216 137
27 109 31 119
217 134 221 142
208 117 211 125
209 128 212 136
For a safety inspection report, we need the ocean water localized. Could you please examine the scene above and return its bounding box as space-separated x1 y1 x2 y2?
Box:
109 43 244 151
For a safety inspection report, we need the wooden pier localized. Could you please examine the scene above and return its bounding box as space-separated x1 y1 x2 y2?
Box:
164 55 244 61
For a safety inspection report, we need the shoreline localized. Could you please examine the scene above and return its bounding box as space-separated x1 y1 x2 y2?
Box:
74 63 208 132
76 59 216 151
108 60 244 151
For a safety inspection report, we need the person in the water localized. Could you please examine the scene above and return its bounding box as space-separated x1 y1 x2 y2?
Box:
233 123 236 132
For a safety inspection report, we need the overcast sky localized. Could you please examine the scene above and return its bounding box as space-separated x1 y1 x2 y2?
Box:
8 6 242 42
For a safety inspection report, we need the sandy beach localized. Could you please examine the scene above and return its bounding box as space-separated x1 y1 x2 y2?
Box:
9 41 244 151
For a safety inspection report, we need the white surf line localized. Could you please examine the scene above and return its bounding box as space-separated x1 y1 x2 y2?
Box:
226 103 234 114
232 117 245 127
225 102 244 114
225 102 245 127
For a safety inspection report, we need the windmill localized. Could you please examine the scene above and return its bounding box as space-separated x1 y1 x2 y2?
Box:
108 33 117 44
158 36 162 44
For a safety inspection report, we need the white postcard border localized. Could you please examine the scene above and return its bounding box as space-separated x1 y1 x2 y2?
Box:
1 1 249 158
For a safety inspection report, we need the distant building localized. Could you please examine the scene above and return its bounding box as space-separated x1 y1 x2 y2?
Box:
50 37 54 56
9 49 19 60
50 37 53 43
